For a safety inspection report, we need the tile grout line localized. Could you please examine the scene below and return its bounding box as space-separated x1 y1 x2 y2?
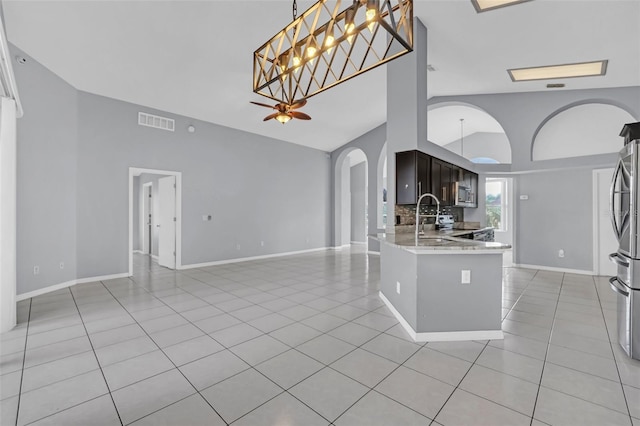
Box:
97 278 231 426
13 299 32 426
528 271 565 426
67 287 125 426
592 275 634 423
132 262 397 425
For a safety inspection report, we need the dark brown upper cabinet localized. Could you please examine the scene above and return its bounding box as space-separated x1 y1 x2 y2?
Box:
396 150 478 208
396 150 431 205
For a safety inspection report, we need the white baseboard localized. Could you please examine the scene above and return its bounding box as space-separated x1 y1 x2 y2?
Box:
331 244 351 250
367 251 380 255
515 263 594 275
179 247 331 270
350 241 367 245
151 255 159 261
133 250 143 254
16 272 130 301
379 291 504 343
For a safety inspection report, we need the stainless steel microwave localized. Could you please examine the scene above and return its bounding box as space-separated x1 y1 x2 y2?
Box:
454 182 475 207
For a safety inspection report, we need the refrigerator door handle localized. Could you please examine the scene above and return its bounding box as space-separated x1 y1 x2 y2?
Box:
609 276 630 297
609 252 630 267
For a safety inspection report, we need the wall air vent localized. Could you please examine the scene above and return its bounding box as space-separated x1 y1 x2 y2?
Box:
138 112 175 132
546 83 565 88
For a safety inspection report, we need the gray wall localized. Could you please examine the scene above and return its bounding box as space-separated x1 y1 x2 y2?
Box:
14 45 78 295
516 169 593 270
350 162 366 243
331 124 387 250
429 87 640 272
14 45 332 294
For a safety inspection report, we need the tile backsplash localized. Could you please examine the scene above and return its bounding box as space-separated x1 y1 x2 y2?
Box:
394 204 464 226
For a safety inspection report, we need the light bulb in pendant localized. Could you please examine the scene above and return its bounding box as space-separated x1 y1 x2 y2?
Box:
292 47 302 73
366 0 379 33
324 26 335 54
306 40 318 65
345 6 356 44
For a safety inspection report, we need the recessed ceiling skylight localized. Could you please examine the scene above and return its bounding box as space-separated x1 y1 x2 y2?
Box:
508 60 608 82
471 0 532 13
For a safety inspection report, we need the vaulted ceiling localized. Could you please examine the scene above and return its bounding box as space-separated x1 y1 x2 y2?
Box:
3 0 639 152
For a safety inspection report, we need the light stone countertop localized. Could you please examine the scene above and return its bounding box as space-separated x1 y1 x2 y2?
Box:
371 231 511 254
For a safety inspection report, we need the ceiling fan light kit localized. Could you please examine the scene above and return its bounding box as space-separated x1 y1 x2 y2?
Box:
252 0 413 123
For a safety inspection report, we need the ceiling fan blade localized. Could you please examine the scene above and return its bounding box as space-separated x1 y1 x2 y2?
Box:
251 101 277 109
289 99 307 110
290 111 311 120
263 113 279 121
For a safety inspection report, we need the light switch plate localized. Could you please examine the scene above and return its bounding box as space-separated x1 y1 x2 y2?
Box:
461 270 471 284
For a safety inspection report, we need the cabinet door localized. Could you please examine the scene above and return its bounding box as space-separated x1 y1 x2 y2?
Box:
470 171 479 207
431 159 442 203
396 151 417 205
441 161 454 205
417 153 430 204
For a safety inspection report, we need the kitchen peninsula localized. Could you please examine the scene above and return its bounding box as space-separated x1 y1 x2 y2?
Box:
373 232 510 342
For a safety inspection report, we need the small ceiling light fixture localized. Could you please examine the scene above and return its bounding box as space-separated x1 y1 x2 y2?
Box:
471 0 533 13
508 60 608 82
252 0 413 122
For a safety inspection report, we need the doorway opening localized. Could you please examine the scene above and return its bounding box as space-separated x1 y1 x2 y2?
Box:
486 177 514 266
129 168 182 275
334 149 368 248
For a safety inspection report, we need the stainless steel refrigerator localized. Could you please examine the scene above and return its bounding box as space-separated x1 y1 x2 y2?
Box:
610 122 640 360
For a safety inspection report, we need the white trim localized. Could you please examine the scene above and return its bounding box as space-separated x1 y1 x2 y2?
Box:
350 241 367 245
0 97 17 333
133 250 143 254
0 20 23 117
151 255 159 261
129 168 182 276
179 247 331 269
331 244 352 250
367 251 381 255
16 273 130 301
379 291 504 342
514 263 594 275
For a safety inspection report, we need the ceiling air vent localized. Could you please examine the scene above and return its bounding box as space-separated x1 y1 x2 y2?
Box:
138 112 175 132
546 83 565 89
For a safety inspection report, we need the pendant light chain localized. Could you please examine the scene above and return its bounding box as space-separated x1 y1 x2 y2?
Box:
460 118 465 158
293 0 297 20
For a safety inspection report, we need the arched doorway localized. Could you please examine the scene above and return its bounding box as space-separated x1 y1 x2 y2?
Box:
334 148 368 248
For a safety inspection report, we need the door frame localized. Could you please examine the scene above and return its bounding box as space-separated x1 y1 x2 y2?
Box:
129 167 182 275
592 168 615 276
141 182 153 255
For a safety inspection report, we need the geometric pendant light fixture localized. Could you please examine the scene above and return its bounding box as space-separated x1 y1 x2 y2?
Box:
253 0 413 119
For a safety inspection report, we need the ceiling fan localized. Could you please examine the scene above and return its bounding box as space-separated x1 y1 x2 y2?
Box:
250 99 311 124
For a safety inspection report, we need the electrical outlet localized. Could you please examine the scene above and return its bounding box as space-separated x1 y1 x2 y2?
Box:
260 241 265 247
33 266 39 275
396 281 401 294
59 262 64 270
236 244 241 250
306 237 310 244
461 270 471 284
558 249 565 258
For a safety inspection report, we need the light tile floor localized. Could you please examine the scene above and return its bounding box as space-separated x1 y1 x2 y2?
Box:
1 248 639 425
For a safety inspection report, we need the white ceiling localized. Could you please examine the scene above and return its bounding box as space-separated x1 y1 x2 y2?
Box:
3 0 639 152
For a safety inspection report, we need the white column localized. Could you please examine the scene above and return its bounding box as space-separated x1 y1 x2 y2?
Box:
0 96 17 332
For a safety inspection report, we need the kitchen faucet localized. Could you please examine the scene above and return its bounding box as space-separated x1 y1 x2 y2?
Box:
415 193 441 241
